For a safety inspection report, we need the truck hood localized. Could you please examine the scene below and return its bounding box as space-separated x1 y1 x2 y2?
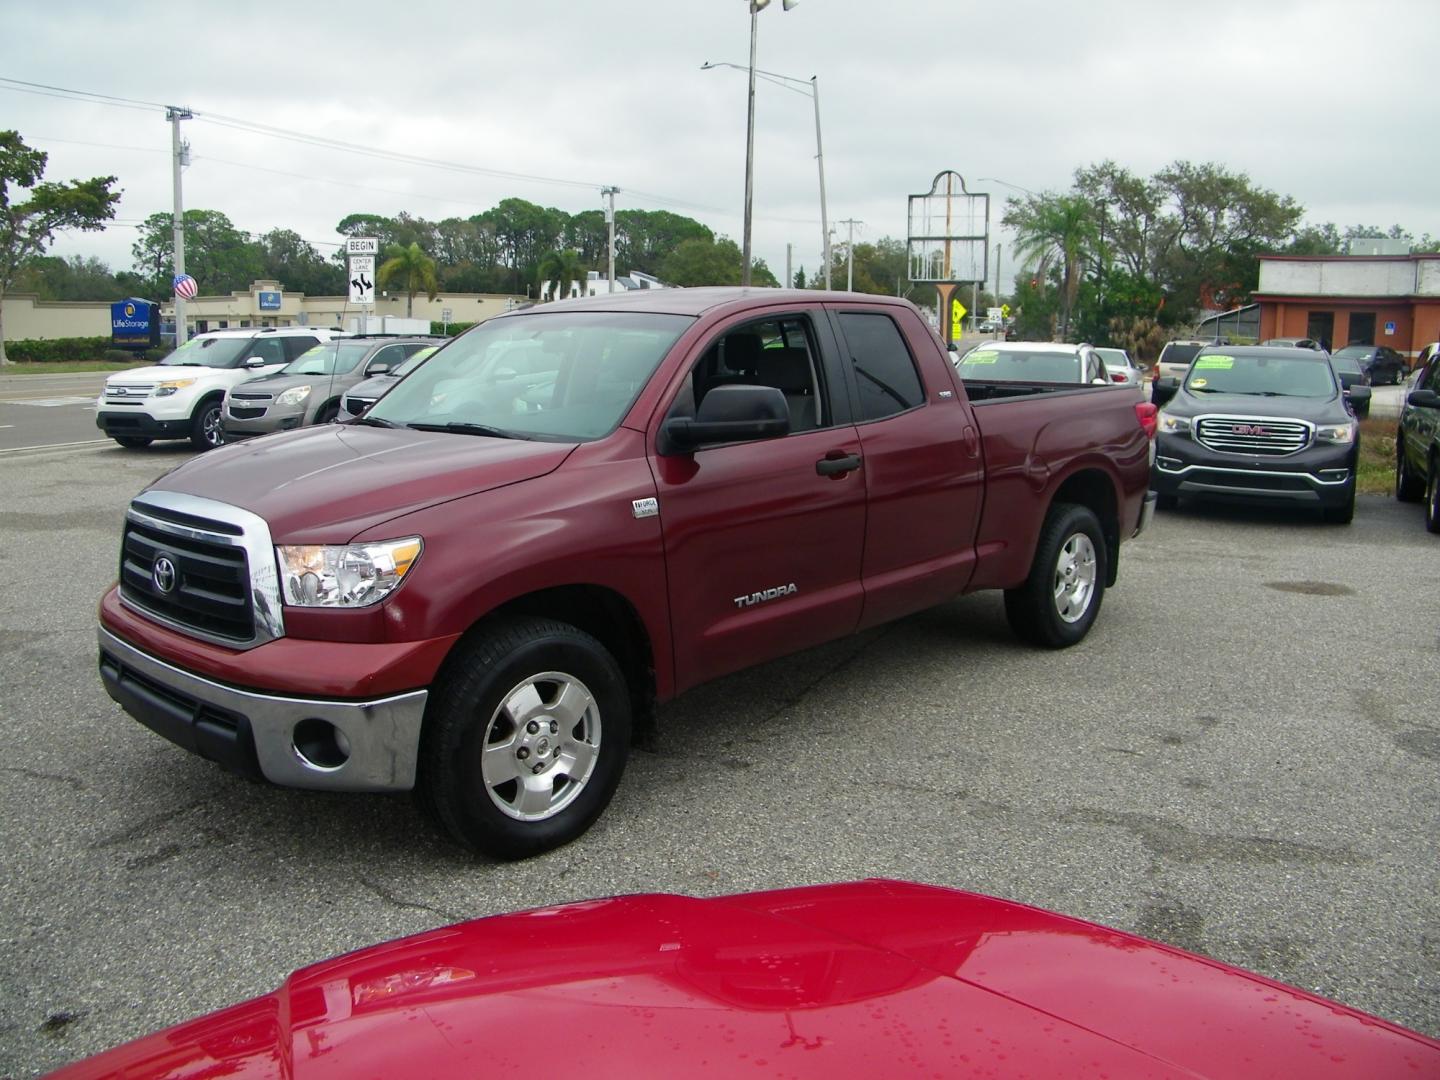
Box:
1165 389 1346 420
152 424 577 541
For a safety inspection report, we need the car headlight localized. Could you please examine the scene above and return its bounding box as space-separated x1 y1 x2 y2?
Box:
154 378 197 397
277 538 423 607
1315 420 1356 444
276 385 312 407
1157 411 1191 435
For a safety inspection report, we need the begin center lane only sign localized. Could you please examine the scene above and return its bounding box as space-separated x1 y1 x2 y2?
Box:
348 254 375 305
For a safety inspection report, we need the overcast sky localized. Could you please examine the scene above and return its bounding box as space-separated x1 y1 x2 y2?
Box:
4 0 1437 293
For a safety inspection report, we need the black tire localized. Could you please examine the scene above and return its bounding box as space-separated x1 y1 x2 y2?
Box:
1156 493 1179 511
189 399 224 451
1397 440 1424 502
1354 402 1370 420
1323 482 1355 525
1004 502 1107 649
112 436 152 448
314 402 340 425
1426 458 1440 535
417 617 631 859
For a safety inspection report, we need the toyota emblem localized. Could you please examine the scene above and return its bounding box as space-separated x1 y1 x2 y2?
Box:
152 555 178 594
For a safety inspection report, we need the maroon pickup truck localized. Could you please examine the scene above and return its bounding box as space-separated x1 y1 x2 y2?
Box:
98 288 1157 858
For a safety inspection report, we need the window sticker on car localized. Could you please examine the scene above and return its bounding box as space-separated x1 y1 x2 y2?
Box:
1191 378 1208 388
1193 356 1234 370
962 351 998 364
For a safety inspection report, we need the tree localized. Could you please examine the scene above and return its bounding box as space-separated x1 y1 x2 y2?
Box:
1004 193 1097 339
377 241 439 316
0 131 119 363
131 209 263 296
659 236 778 287
11 254 123 301
256 229 344 295
536 248 586 301
793 265 807 289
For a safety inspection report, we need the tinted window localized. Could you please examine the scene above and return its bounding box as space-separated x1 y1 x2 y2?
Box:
1330 355 1363 374
1332 346 1374 360
246 338 287 366
957 347 1082 383
836 312 924 420
671 316 830 433
286 342 372 375
282 335 321 361
1159 342 1204 367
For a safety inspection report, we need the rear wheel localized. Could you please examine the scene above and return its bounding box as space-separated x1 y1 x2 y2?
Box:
1004 503 1107 649
1397 440 1424 502
189 399 224 451
417 617 631 859
112 436 152 448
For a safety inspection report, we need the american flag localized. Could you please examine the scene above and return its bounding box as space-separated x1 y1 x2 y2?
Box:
173 274 198 300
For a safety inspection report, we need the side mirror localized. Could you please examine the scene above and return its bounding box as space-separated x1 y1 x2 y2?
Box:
1407 389 1440 409
244 356 269 368
660 384 789 454
1151 376 1180 406
1344 385 1372 405
363 359 391 377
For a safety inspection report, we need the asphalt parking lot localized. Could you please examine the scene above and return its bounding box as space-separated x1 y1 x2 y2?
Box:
1 441 1436 1075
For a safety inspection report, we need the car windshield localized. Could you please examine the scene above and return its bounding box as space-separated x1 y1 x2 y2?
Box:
368 311 692 440
285 342 372 376
1184 352 1336 397
1160 343 1204 366
955 347 1081 382
1332 346 1373 360
1096 348 1131 369
158 336 251 368
1330 355 1363 374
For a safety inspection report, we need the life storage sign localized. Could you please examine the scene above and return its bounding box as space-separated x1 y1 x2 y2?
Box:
110 298 160 349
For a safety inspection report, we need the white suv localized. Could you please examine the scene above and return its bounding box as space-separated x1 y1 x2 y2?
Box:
96 328 345 450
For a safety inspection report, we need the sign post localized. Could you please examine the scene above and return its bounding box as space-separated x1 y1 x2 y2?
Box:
906 171 990 349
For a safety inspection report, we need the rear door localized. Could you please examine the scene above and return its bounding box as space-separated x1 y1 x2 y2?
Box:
1402 359 1440 473
650 308 867 691
827 304 983 630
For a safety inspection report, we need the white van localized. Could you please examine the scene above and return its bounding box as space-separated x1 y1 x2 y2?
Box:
95 327 346 450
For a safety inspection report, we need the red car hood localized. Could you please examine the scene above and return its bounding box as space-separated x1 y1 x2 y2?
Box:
51 881 1438 1079
152 425 577 541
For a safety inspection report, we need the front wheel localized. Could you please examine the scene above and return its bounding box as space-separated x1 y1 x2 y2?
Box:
1004 502 1107 648
189 400 224 451
417 617 631 859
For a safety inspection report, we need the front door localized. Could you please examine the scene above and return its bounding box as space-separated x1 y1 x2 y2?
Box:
651 311 866 692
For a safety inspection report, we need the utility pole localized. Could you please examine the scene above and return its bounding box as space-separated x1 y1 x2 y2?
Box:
810 76 831 290
786 243 792 288
601 186 619 293
167 106 192 345
837 218 862 292
741 4 759 286
995 242 1002 307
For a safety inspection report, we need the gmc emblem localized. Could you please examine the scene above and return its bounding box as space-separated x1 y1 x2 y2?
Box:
1233 424 1267 436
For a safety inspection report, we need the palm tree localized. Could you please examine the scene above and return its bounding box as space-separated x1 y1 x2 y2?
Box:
536 249 586 302
376 242 439 317
1006 195 1098 340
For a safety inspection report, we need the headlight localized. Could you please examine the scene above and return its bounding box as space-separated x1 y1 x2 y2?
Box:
277 537 422 607
154 378 197 397
1315 420 1356 444
276 385 312 407
1157 411 1191 435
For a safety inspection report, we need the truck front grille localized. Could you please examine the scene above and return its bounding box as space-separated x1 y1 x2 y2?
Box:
118 493 284 649
1195 416 1310 456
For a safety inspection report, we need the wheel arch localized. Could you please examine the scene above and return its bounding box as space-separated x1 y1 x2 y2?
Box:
1050 466 1121 586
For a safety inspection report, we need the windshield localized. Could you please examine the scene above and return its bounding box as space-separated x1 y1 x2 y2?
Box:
956 347 1081 383
391 346 438 378
285 342 372 376
1332 346 1373 360
1096 348 1131 369
1329 355 1363 374
158 336 251 369
1184 352 1336 398
368 311 692 440
1159 342 1204 367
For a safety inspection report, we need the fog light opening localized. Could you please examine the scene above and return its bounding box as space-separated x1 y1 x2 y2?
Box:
293 718 351 771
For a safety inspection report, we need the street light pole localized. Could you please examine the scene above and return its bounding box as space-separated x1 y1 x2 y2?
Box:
167 105 192 346
810 75 831 290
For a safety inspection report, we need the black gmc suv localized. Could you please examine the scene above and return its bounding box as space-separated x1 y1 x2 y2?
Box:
1150 345 1370 524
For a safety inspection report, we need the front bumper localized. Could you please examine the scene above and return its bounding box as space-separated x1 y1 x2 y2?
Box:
99 626 427 792
1151 435 1355 507
222 401 309 439
96 410 192 440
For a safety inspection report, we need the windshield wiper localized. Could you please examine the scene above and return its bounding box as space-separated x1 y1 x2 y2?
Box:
407 421 531 440
349 415 397 428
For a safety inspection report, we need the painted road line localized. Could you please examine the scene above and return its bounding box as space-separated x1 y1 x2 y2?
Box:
0 438 113 455
7 397 98 407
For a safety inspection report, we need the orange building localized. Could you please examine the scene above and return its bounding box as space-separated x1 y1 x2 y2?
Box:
1253 254 1440 364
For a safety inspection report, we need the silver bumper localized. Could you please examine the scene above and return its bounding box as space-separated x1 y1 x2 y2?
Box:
99 627 427 792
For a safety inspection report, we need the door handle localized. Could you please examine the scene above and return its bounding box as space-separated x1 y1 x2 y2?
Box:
816 452 862 477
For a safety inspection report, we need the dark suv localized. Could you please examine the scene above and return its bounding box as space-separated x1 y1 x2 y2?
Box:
1151 345 1370 523
1395 351 1440 532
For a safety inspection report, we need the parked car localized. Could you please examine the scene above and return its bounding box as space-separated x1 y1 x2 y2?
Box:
50 880 1440 1079
95 327 345 451
1331 344 1408 386
223 336 440 440
1095 346 1143 388
1328 351 1373 417
977 318 1000 333
97 288 1156 859
339 344 441 421
1150 339 1210 398
1260 336 1327 351
1151 344 1369 523
953 341 1111 384
1395 349 1440 532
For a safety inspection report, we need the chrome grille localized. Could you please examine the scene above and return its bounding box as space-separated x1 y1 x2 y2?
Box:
1195 416 1310 456
105 383 156 400
343 395 376 415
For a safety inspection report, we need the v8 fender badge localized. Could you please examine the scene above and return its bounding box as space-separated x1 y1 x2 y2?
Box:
733 583 798 609
631 497 659 519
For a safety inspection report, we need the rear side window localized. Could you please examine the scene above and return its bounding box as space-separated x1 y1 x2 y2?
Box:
836 312 924 421
282 335 320 361
1159 342 1203 367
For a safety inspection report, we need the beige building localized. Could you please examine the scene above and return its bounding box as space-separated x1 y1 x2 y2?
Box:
2 280 525 342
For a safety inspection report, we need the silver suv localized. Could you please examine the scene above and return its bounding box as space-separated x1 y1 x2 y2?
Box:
223 336 439 440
